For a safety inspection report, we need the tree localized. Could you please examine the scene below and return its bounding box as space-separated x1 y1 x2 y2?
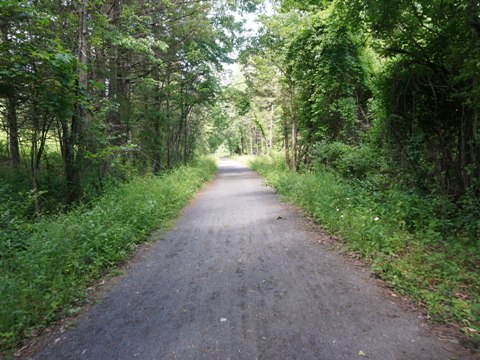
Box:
0 0 248 209
345 0 480 195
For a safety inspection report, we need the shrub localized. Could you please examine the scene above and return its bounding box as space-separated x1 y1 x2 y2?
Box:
311 141 383 180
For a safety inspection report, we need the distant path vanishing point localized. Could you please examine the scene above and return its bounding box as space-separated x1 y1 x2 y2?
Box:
34 159 472 360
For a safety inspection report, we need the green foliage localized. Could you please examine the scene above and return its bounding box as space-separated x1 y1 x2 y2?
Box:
250 154 480 342
0 157 216 354
1 0 245 209
311 141 383 180
244 0 480 195
285 8 373 144
348 0 480 196
0 152 66 212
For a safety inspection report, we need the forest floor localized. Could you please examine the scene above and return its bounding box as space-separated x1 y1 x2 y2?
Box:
25 159 474 359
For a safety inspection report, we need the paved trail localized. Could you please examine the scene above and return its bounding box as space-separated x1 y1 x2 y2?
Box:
35 159 471 360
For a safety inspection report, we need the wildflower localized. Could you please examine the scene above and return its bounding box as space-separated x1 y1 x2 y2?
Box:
336 208 340 212
374 216 379 221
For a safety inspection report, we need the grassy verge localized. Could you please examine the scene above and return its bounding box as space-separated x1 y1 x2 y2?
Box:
248 154 479 347
0 157 217 355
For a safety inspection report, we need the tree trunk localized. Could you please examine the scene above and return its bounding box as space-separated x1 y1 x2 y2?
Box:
30 107 51 218
281 96 291 167
165 73 172 168
256 129 260 155
269 102 274 153
108 0 125 145
183 111 189 165
239 131 244 155
66 0 88 204
1 22 21 167
471 62 479 189
152 68 162 173
31 110 41 218
6 94 20 166
289 84 298 170
458 107 469 194
249 125 254 155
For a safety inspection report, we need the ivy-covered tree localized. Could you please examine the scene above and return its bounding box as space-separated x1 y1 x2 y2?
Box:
341 0 480 196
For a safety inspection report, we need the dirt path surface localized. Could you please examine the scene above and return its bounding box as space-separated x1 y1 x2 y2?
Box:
34 159 472 360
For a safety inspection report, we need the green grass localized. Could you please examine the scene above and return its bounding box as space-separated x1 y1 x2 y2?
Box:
248 154 480 346
0 157 217 355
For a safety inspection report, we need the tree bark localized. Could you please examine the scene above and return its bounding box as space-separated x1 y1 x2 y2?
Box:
166 95 172 167
152 67 163 173
6 94 20 166
269 102 274 153
66 0 88 204
183 110 189 165
1 21 21 167
289 84 298 170
240 131 244 155
281 95 291 167
471 57 480 188
249 124 254 155
108 0 126 145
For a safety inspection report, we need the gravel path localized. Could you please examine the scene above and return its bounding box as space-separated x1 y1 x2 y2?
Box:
34 159 472 360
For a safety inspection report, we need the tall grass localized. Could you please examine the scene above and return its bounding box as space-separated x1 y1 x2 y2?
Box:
0 157 216 354
249 154 480 345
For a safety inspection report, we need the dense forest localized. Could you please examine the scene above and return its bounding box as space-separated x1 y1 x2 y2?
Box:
0 0 259 210
225 0 480 198
1 0 479 355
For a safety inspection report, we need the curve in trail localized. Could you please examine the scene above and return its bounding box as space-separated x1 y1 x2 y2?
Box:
35 159 470 360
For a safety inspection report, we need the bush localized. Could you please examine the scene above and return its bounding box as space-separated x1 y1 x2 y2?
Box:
311 141 383 180
0 157 216 354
